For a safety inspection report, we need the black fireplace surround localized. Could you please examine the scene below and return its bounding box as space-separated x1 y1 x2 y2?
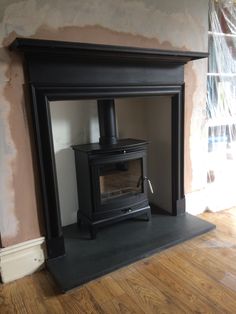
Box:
10 38 208 260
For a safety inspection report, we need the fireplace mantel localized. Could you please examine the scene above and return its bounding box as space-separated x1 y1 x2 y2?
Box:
10 38 207 88
10 38 208 259
10 38 207 62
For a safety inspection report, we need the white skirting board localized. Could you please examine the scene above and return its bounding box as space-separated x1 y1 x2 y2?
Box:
0 237 46 283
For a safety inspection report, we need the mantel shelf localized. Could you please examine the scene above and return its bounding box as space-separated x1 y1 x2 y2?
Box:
10 38 208 64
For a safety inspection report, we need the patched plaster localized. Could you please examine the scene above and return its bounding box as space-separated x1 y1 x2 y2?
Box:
0 0 207 50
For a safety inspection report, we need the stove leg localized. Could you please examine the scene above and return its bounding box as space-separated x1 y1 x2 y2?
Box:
77 211 82 226
146 208 151 221
89 225 97 239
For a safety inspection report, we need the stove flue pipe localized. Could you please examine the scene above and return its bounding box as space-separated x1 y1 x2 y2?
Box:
97 99 118 145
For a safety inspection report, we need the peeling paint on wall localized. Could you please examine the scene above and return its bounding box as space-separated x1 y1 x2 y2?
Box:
190 60 208 191
0 0 208 246
184 60 208 193
0 39 19 243
0 84 18 240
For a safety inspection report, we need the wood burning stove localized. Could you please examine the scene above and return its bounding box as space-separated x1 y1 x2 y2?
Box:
72 99 151 238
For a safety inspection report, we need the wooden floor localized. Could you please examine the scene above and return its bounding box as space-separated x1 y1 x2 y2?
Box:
1 208 236 313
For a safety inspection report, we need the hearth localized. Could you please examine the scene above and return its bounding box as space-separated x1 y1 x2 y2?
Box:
9 38 215 291
72 98 151 238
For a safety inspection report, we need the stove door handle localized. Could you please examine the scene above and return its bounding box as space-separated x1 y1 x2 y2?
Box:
144 177 154 194
137 176 154 194
148 179 154 194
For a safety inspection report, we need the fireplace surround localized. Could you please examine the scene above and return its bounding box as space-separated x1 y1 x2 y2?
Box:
9 38 215 290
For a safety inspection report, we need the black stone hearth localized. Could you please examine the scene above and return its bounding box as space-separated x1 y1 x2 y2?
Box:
9 38 214 291
47 207 215 292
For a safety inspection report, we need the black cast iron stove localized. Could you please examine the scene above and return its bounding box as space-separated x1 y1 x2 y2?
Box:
72 99 151 238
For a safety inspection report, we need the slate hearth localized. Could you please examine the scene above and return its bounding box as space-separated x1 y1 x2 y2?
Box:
47 207 215 292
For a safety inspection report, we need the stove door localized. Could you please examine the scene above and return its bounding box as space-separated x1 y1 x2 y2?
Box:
90 150 148 217
100 158 143 202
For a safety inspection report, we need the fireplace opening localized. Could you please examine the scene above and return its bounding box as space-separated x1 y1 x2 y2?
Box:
50 96 172 237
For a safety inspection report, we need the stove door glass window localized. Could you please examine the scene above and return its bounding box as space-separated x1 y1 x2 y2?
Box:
99 158 143 204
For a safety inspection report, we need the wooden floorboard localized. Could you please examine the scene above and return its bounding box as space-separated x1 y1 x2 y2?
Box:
1 208 236 313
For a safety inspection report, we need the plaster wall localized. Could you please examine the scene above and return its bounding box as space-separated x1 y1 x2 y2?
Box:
0 0 208 246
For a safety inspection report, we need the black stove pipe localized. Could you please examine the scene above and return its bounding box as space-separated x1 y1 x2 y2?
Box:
97 99 118 145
